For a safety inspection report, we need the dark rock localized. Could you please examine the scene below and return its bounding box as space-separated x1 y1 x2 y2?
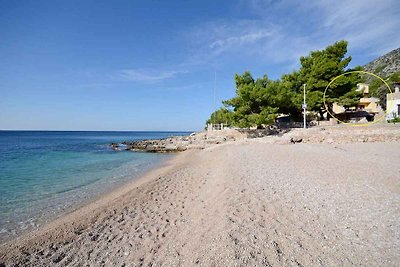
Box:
117 138 187 153
110 143 120 150
290 138 302 144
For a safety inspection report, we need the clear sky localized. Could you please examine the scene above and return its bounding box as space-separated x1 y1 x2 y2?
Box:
1 0 399 131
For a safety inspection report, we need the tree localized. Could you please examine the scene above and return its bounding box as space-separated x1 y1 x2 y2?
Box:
280 71 306 120
223 72 281 128
206 40 367 128
206 108 233 125
337 88 363 109
296 41 363 118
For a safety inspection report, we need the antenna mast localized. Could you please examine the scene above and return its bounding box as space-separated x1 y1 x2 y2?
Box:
214 70 217 110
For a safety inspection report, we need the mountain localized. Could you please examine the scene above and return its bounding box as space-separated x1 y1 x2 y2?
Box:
363 48 400 80
361 48 400 109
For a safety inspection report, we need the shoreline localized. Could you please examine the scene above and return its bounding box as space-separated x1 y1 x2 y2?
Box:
0 152 174 245
1 137 399 266
0 150 184 247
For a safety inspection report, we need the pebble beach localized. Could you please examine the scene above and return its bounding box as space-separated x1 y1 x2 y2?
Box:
0 126 399 266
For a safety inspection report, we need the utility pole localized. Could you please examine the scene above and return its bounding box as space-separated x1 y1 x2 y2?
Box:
214 70 217 111
303 84 307 129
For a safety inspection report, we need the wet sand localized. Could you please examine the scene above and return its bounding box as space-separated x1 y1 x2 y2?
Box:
0 141 399 266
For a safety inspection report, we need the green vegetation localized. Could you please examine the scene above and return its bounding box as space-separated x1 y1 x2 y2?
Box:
388 117 400 123
369 71 400 110
221 73 293 128
206 108 233 125
374 64 387 73
291 41 363 118
388 112 400 124
208 40 363 128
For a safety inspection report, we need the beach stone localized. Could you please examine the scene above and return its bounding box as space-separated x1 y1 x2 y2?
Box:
290 137 303 144
326 138 334 144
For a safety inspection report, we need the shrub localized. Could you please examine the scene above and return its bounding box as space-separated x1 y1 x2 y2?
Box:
388 117 400 124
387 112 400 124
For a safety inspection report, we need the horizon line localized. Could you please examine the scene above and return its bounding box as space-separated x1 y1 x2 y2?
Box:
0 129 195 132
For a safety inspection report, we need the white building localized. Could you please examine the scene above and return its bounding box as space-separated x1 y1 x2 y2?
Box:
386 82 400 119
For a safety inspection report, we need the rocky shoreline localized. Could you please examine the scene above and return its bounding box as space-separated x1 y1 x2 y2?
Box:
111 139 189 153
110 124 400 153
110 129 247 153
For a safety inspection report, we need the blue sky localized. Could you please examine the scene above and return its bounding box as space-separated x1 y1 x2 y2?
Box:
1 0 399 131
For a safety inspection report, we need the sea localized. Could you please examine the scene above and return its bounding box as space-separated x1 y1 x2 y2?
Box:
0 131 190 243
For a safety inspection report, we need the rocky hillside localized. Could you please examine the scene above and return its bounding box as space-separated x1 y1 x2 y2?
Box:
361 48 399 109
363 47 400 80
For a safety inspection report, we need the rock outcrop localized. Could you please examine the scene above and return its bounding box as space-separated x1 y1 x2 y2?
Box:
122 139 188 153
110 129 247 153
363 47 400 79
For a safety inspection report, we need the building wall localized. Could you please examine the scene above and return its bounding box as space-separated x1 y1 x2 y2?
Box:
332 103 345 113
333 98 381 114
359 100 381 113
357 83 369 94
386 93 400 119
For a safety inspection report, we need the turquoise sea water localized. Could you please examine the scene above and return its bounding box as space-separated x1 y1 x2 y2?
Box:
0 131 189 242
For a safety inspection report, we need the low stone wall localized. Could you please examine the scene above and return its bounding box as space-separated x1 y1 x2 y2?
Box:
278 124 400 144
237 127 290 138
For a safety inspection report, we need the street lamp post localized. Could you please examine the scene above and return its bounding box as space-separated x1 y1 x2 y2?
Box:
303 84 307 129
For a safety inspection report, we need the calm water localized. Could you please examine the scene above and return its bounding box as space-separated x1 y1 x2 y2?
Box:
0 131 189 242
